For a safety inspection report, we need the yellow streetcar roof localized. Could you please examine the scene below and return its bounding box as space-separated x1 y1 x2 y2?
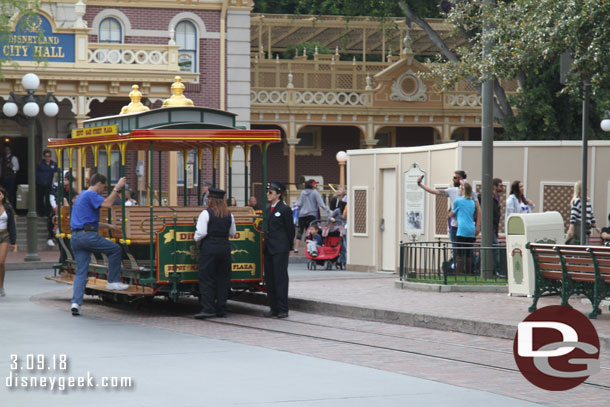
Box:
48 128 281 151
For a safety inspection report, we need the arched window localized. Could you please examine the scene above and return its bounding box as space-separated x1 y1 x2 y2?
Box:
99 17 122 43
175 21 197 73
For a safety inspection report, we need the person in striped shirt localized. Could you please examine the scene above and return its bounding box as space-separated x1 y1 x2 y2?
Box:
566 181 601 245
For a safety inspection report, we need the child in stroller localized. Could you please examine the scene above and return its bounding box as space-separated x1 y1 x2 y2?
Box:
305 219 345 270
306 225 323 256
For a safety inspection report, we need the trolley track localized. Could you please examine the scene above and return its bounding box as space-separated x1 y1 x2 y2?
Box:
167 303 610 391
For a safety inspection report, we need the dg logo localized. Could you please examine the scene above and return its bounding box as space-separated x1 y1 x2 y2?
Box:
513 305 600 391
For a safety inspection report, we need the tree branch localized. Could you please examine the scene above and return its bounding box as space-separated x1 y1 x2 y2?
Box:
399 0 511 122
398 1 459 63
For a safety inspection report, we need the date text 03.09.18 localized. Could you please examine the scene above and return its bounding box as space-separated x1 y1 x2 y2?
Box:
10 354 68 371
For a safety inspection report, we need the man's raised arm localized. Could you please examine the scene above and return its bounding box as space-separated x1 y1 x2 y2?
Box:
417 175 445 196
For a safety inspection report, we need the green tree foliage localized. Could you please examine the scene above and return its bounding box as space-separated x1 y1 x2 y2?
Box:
253 0 440 18
0 0 40 74
283 41 331 59
426 0 610 140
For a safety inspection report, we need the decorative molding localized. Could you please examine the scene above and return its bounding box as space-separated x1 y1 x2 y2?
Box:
390 70 427 102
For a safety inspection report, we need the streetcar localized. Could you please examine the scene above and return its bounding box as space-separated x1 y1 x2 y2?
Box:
46 79 280 303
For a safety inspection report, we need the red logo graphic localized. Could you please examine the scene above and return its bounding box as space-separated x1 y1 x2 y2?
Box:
513 305 600 391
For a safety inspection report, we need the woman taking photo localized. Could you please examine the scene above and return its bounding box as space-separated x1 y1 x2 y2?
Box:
194 188 236 319
506 180 535 220
0 187 16 297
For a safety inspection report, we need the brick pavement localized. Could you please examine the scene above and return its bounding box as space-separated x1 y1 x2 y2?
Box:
282 270 610 349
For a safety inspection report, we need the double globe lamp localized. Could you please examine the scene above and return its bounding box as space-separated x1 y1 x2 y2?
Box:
2 73 58 261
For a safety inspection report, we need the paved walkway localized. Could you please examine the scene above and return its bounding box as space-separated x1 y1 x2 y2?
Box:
1 268 548 407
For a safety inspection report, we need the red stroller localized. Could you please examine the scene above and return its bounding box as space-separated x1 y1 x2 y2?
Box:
305 220 345 270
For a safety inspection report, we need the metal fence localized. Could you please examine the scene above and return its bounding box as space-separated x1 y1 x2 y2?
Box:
399 240 508 285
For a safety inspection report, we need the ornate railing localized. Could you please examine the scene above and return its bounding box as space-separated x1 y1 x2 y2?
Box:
87 43 180 71
251 56 387 92
251 56 518 109
251 88 371 106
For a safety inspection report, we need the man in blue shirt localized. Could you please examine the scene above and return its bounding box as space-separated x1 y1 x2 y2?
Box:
70 173 128 316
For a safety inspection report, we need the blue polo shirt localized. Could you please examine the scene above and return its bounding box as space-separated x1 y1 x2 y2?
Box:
70 190 105 230
36 160 57 186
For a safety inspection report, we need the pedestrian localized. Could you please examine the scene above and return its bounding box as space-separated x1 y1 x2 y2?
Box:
490 178 504 274
329 206 347 266
417 170 481 244
0 145 19 208
329 185 347 213
0 187 17 297
200 181 212 206
505 180 534 220
248 195 260 211
600 214 610 244
230 196 237 207
36 149 57 217
194 188 236 319
452 182 476 274
124 186 137 206
306 225 322 256
294 179 330 254
46 176 59 247
566 181 601 245
263 180 295 319
69 174 129 316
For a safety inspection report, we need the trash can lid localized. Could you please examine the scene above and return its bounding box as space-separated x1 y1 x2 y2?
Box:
507 211 564 235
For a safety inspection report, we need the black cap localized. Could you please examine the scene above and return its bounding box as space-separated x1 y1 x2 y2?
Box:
267 180 285 193
208 188 225 199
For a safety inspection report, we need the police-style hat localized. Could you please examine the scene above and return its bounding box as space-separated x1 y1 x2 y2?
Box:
208 188 225 199
266 180 286 193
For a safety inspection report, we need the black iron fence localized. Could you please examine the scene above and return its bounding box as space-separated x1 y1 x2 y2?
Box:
399 239 508 285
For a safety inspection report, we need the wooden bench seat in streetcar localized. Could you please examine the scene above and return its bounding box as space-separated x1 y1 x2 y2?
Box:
527 243 610 318
108 205 258 244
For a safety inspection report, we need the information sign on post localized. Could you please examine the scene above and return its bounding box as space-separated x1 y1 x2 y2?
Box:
404 163 426 236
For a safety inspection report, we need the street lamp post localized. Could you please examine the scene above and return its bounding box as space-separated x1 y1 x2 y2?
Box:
336 151 347 186
2 73 58 261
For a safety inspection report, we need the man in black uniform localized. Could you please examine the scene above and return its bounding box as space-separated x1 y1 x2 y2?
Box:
194 188 236 319
263 181 295 319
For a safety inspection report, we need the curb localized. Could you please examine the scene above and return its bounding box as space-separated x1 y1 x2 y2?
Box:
395 280 509 293
8 261 56 271
232 292 610 351
289 256 309 264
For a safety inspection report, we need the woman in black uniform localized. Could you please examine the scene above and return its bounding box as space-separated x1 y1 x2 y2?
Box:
194 188 236 319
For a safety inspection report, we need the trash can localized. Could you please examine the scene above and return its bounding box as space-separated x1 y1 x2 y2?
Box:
16 184 28 210
505 211 565 297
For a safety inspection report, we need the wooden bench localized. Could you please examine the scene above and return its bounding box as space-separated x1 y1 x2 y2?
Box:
527 243 610 318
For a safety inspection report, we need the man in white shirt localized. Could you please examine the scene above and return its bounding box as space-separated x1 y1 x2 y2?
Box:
417 170 481 243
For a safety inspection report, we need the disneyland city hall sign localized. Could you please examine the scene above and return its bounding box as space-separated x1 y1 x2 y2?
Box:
0 14 75 62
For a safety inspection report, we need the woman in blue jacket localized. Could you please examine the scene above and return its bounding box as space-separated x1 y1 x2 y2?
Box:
452 182 476 274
